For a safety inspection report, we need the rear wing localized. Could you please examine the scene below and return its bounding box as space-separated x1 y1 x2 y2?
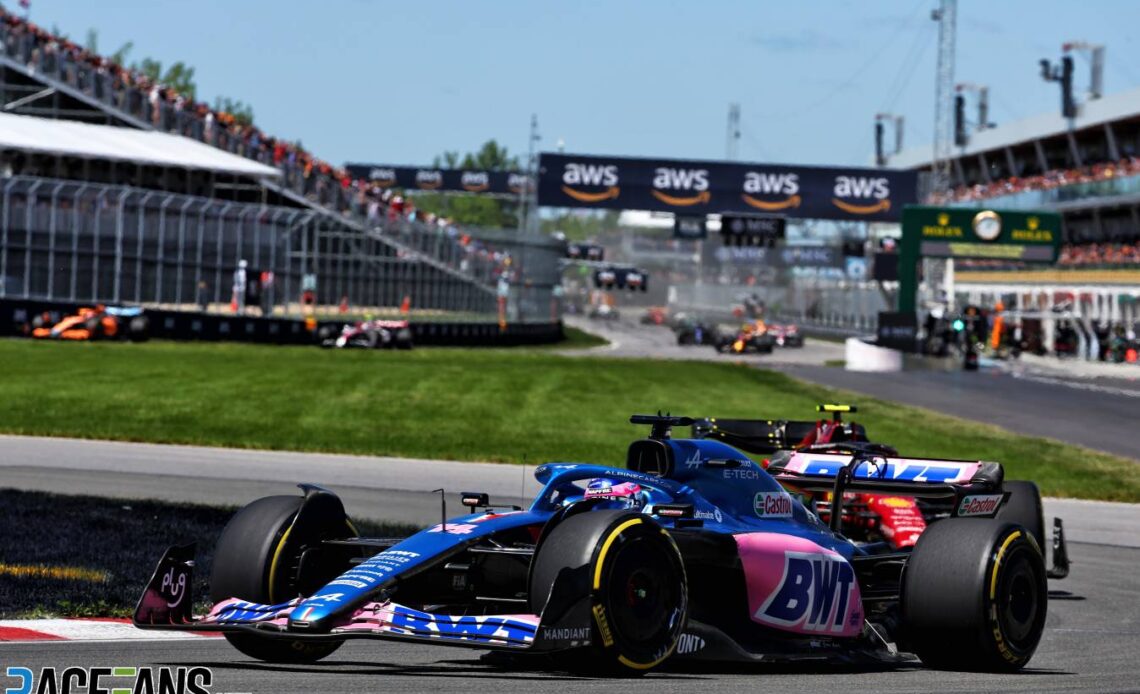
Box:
768 449 1005 532
768 451 1003 499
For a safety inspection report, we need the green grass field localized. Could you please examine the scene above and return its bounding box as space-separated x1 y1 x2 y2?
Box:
3 339 1138 501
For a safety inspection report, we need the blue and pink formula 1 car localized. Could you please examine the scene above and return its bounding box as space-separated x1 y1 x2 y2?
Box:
135 414 1059 675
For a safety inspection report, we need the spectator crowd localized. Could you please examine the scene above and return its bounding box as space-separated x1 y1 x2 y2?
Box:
930 157 1140 205
0 6 521 286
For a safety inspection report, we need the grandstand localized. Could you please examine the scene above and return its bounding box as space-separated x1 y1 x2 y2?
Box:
888 85 1140 354
0 8 561 322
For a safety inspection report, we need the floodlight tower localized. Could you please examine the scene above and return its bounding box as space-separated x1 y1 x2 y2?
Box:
930 0 957 198
726 103 741 160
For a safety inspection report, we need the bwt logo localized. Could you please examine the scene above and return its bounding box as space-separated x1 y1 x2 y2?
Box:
2 665 214 694
560 163 620 203
757 551 858 633
741 171 800 211
651 167 710 206
831 175 892 215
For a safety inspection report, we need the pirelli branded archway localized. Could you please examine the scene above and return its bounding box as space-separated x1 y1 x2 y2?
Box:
344 164 530 197
536 153 917 222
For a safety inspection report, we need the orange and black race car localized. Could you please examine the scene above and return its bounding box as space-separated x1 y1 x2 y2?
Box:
31 305 149 341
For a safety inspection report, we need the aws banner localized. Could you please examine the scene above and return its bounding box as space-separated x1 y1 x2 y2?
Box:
537 153 916 222
343 164 530 196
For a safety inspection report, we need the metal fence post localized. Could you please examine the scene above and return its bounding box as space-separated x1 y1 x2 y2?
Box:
22 180 43 298
134 192 155 304
156 196 174 305
69 183 87 301
0 178 13 297
112 189 129 303
175 198 194 307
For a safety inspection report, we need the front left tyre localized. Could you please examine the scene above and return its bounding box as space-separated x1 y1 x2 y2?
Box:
529 510 688 675
209 495 351 663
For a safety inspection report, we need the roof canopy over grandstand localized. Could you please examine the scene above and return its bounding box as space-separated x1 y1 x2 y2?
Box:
891 85 1140 170
0 112 280 178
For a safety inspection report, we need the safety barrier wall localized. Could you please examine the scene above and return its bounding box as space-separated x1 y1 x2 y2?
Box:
1 298 564 346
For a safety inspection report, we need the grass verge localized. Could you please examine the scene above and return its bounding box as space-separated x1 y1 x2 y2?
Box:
0 489 416 618
2 339 1138 501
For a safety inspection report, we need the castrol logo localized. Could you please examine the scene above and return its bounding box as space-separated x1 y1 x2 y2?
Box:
754 491 794 518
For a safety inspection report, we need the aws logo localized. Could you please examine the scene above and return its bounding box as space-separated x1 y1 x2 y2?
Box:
507 172 529 194
831 176 891 215
368 168 398 187
416 170 443 190
742 171 801 211
461 171 490 192
651 167 710 206
562 163 620 202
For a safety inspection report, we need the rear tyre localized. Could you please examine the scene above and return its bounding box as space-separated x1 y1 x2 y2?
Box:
902 518 1047 672
996 481 1046 551
210 495 346 663
529 510 687 675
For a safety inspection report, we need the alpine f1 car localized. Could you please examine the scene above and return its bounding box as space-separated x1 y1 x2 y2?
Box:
31 305 149 341
136 414 1057 675
693 404 1071 567
320 319 413 349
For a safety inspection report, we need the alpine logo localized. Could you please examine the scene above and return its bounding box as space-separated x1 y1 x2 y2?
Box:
561 163 620 203
754 491 794 518
958 494 1004 517
683 450 702 468
831 175 891 215
757 551 857 632
651 167 710 206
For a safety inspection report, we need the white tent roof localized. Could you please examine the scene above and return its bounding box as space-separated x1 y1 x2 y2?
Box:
0 112 280 178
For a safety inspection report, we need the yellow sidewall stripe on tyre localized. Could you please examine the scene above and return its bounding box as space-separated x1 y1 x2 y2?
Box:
989 530 1021 600
592 518 643 590
267 525 294 604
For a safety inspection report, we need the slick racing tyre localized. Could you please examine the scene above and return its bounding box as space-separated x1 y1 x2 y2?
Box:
210 495 353 663
529 510 687 675
902 518 1047 672
996 481 1046 551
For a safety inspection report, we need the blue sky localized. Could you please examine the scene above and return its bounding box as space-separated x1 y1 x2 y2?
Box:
30 0 1140 169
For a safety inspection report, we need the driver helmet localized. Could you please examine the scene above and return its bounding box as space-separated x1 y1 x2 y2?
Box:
577 477 648 510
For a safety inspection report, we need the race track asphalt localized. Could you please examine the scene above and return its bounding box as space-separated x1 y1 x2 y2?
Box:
567 315 1140 460
2 535 1137 693
3 319 1138 692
